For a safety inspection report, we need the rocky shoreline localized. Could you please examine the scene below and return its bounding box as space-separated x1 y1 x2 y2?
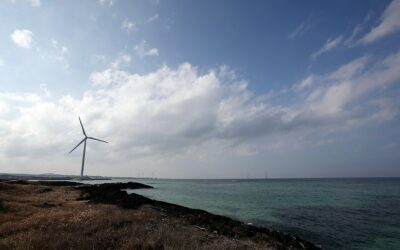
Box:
75 181 319 249
1 180 320 249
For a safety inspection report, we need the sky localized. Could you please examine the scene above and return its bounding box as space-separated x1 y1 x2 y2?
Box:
0 0 400 178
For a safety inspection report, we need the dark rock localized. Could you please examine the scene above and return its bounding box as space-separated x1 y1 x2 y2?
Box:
34 181 82 186
5 180 30 185
37 187 53 193
93 182 153 189
0 201 8 212
76 182 154 209
35 202 57 208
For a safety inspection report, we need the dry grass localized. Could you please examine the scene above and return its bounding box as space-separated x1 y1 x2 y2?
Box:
0 182 273 250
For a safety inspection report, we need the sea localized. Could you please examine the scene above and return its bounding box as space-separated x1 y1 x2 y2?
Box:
81 178 400 250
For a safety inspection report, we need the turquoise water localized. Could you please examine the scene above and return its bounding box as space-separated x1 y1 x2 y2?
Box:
84 178 400 249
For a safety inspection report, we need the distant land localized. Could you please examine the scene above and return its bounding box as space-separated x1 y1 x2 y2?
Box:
0 173 118 181
1 173 398 181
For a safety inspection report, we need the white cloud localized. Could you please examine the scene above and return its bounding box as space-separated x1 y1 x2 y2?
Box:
305 53 400 120
121 18 137 33
360 0 400 44
40 84 51 97
50 39 69 67
134 40 159 57
344 12 373 46
111 54 131 68
10 29 34 49
92 54 107 65
1 52 399 176
146 48 159 56
289 18 311 39
11 0 41 7
52 39 68 54
99 0 115 6
0 92 41 104
311 35 343 59
326 56 369 81
90 54 131 86
27 0 40 7
294 75 314 91
148 14 159 22
147 0 160 5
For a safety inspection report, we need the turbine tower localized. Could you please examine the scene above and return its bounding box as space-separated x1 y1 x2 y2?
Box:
69 117 108 179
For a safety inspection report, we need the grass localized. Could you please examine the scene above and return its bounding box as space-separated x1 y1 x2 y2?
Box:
0 182 275 250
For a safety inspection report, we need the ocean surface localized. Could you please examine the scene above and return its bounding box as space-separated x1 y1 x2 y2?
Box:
82 178 400 250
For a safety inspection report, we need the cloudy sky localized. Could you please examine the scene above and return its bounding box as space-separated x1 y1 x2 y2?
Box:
1 0 400 178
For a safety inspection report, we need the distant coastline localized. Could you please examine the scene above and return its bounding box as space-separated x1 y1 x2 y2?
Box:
1 172 399 181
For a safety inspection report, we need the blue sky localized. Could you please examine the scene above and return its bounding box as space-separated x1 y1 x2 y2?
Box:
0 0 399 178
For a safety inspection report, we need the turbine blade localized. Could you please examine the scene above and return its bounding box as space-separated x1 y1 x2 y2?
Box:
78 117 86 136
88 137 108 143
69 138 86 153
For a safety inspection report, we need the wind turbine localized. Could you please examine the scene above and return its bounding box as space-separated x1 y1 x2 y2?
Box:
69 117 108 179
